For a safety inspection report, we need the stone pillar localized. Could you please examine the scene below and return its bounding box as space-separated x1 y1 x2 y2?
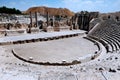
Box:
52 16 55 26
78 15 82 29
70 21 73 30
86 15 89 30
71 17 73 25
35 12 38 27
83 15 86 30
75 17 79 29
81 14 84 30
30 12 32 28
46 12 49 26
28 12 32 33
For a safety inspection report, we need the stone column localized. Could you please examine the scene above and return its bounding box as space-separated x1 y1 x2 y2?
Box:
83 14 86 30
52 16 55 26
30 12 32 28
46 12 49 26
35 12 38 27
69 17 73 30
81 14 84 30
29 12 32 33
87 15 89 30
71 17 73 25
78 15 82 29
75 17 79 29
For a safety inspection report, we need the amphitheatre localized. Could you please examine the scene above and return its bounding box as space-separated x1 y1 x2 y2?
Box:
0 6 120 80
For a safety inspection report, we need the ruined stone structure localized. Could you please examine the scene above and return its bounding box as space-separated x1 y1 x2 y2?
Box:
99 12 120 22
73 11 99 31
89 12 120 31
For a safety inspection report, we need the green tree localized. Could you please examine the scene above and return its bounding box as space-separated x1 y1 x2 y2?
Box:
0 6 22 14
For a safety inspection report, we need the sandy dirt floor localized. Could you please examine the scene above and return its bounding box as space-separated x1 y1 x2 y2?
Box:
11 36 98 64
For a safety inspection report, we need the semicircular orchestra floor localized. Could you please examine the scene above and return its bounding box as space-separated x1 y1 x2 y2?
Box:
11 35 98 66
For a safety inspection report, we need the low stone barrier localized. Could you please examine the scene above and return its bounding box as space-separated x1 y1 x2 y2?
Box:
83 36 102 61
12 47 100 66
0 33 85 45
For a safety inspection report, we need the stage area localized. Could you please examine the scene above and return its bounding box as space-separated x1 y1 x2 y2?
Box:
11 36 98 65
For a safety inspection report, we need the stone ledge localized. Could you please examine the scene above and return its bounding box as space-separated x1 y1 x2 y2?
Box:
0 33 84 45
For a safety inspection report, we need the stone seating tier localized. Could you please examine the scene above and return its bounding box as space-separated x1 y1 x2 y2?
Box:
88 19 120 53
